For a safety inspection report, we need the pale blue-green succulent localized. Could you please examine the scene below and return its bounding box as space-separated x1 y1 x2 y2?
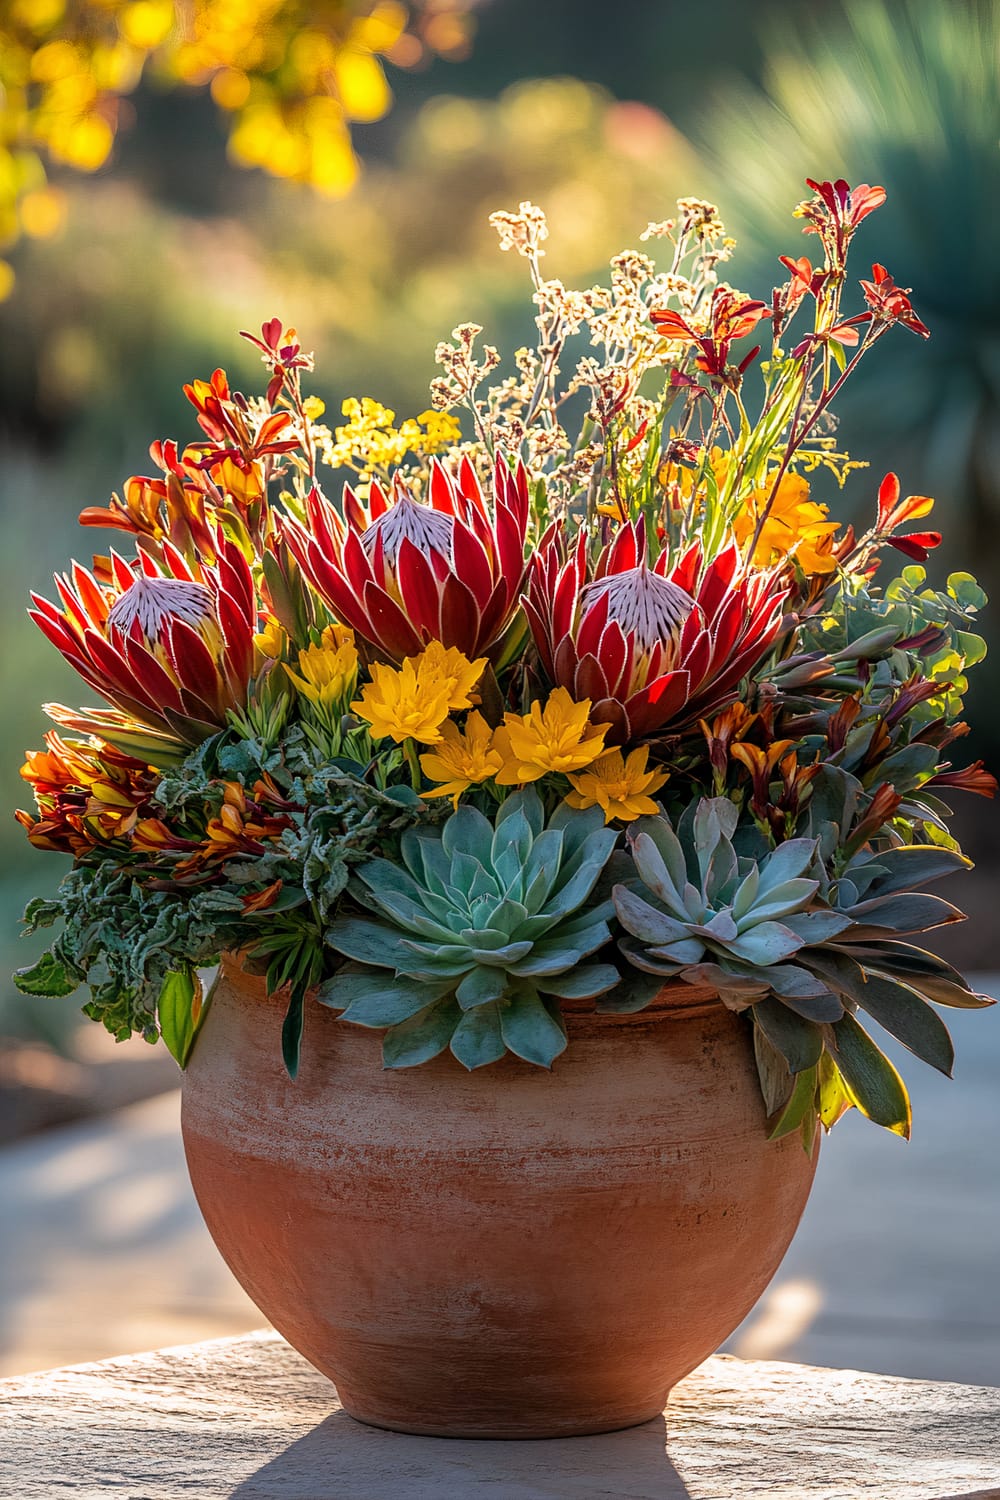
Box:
613 796 990 1141
321 788 620 1070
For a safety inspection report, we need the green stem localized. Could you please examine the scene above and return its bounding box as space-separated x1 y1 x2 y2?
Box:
404 738 422 793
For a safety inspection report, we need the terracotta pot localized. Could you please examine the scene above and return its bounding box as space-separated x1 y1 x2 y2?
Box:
181 956 817 1438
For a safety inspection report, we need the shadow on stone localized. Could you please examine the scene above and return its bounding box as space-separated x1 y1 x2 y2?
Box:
228 1407 692 1499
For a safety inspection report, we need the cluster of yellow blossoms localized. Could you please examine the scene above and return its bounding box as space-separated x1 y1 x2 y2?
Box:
269 626 670 823
321 398 464 476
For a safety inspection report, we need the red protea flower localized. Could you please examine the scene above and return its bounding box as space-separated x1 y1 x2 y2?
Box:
523 521 789 743
29 533 256 758
283 455 530 664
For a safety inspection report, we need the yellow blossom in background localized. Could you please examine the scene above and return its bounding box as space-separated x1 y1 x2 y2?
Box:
493 688 608 785
566 746 669 823
734 472 839 575
412 641 486 711
352 658 452 745
284 625 358 709
419 711 504 808
0 1 472 288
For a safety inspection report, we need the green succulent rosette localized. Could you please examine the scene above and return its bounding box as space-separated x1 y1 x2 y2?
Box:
320 788 621 1070
613 797 992 1141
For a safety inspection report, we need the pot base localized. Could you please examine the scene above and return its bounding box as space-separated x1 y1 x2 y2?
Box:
339 1401 668 1441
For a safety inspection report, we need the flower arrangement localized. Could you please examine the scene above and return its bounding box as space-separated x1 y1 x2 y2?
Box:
15 179 995 1145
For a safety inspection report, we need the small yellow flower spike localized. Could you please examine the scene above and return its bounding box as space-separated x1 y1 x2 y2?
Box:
284 626 359 709
566 746 669 823
411 641 487 712
493 687 608 785
419 711 505 809
734 472 839 576
352 659 452 745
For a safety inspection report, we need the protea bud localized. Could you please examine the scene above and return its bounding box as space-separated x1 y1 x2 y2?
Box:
29 533 255 757
523 520 789 743
283 455 530 664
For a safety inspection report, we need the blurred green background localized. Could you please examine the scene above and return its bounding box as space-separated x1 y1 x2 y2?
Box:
2 0 997 1049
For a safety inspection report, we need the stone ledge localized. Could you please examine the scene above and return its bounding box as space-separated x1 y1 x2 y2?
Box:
1 1329 998 1498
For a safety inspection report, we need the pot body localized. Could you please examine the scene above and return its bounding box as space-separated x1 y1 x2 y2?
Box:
181 958 817 1438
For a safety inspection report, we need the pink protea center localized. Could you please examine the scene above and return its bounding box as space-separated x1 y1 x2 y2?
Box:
581 566 695 657
362 493 454 566
107 574 220 644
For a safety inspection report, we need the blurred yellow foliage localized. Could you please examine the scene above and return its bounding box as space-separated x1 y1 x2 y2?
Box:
0 0 472 293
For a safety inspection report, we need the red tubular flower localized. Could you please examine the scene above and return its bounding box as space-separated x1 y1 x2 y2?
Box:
16 733 157 855
283 455 530 664
523 521 790 743
874 473 942 560
651 287 770 382
926 762 998 798
860 264 930 339
29 533 256 751
797 179 887 269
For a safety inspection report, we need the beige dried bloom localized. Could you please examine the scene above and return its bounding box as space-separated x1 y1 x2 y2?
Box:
639 219 676 242
489 201 549 258
676 197 725 240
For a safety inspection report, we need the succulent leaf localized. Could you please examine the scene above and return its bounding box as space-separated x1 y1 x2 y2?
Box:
324 787 620 1067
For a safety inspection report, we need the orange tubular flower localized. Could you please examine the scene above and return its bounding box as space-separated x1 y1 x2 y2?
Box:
29 534 256 752
523 520 789 744
16 734 157 855
283 455 530 664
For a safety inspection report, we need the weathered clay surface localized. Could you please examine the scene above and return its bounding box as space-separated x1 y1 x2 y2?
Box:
2 1331 998 1499
180 960 817 1437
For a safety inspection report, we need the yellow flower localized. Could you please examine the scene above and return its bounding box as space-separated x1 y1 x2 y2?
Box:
493 687 608 785
253 615 287 661
416 409 463 454
419 711 505 808
566 746 669 823
352 658 452 744
284 625 358 709
412 641 487 711
734 472 839 575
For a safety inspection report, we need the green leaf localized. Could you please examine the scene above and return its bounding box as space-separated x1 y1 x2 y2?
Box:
725 921 806 966
613 885 691 945
325 916 405 969
817 1050 853 1131
14 950 81 998
281 988 305 1079
450 1002 506 1070
499 987 568 1067
853 973 954 1077
455 966 508 1010
830 1014 911 1138
768 1064 818 1140
327 970 452 1027
857 845 971 897
382 996 461 1068
536 963 620 1000
752 995 823 1073
846 892 964 934
754 1023 794 1117
157 968 201 1068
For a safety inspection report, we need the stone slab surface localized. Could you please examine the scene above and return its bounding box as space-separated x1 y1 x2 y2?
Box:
1 1331 998 1499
